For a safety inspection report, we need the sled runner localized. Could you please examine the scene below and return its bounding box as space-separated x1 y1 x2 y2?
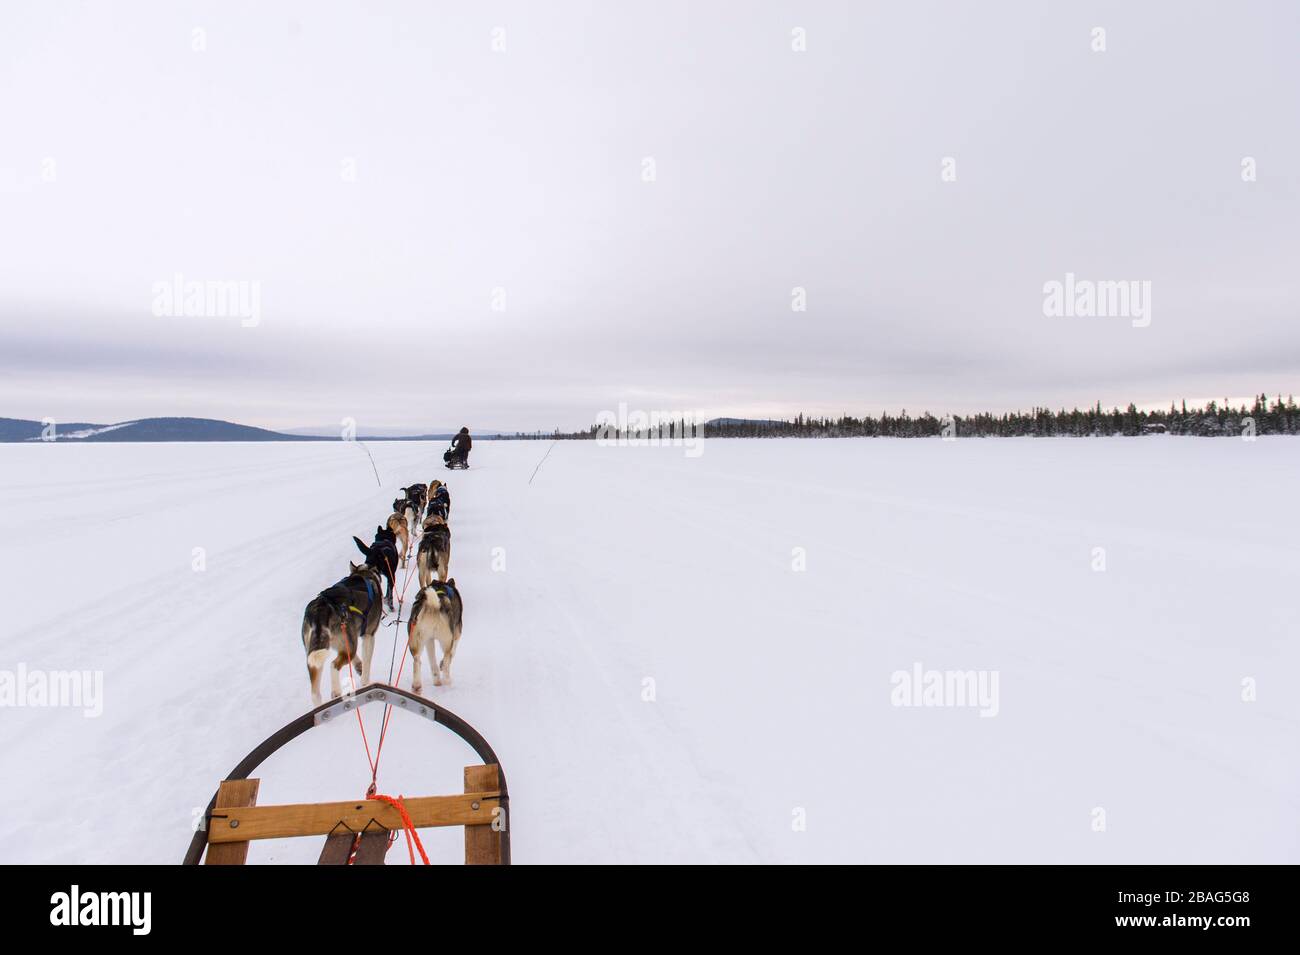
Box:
183 685 509 865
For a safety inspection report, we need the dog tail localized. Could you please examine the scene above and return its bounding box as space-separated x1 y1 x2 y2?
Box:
304 601 335 655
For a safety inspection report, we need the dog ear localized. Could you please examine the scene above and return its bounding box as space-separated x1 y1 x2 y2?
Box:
353 536 369 556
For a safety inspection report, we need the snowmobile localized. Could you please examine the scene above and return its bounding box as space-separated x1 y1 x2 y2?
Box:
183 684 509 865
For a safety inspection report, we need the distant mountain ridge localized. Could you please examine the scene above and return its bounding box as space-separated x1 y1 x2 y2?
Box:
0 418 107 442
0 416 313 443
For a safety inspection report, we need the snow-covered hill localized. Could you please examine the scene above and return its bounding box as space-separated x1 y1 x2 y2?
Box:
3 416 310 443
0 438 1296 862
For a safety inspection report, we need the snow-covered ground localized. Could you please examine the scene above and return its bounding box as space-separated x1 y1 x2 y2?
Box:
0 437 1296 863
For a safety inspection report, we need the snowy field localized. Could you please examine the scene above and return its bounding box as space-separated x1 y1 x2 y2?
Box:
0 437 1297 864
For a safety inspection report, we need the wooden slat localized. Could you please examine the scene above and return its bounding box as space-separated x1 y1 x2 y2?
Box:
317 831 356 865
464 765 504 865
205 778 261 865
208 791 501 843
353 829 392 865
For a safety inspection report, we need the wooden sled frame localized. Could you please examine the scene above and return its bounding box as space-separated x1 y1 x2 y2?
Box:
183 684 510 865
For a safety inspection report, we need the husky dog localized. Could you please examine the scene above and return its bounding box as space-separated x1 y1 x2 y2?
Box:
425 495 449 523
301 562 384 705
393 496 417 536
352 526 399 610
407 578 464 692
416 515 451 587
403 483 428 519
427 480 451 513
386 512 410 565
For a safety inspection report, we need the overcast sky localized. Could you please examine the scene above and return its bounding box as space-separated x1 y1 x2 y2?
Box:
2 1 1297 432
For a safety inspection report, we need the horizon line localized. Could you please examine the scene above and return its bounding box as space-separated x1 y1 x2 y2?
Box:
7 391 1299 436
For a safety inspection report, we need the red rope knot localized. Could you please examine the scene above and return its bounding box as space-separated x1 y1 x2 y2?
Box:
368 792 429 865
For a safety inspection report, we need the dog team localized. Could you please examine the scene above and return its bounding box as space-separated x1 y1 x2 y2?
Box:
300 478 464 705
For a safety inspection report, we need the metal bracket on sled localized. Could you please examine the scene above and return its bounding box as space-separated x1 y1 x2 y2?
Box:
316 685 439 727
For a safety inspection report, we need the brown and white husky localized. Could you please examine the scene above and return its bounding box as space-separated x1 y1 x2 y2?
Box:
386 512 409 565
393 496 417 537
407 578 464 692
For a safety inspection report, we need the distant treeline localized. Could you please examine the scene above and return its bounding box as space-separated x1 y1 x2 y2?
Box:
507 394 1300 439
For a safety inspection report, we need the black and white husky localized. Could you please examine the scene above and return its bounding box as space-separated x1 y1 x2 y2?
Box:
424 495 449 523
417 515 451 587
403 483 428 520
426 480 451 517
301 562 384 705
407 578 464 692
352 526 399 610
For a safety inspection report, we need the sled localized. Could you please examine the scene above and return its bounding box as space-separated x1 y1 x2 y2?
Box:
183 684 510 865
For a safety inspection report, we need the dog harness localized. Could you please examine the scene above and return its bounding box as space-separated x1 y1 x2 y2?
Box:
347 578 378 619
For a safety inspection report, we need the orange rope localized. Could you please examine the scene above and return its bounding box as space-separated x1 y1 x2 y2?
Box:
340 608 377 781
368 793 429 865
373 537 425 768
340 485 432 793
